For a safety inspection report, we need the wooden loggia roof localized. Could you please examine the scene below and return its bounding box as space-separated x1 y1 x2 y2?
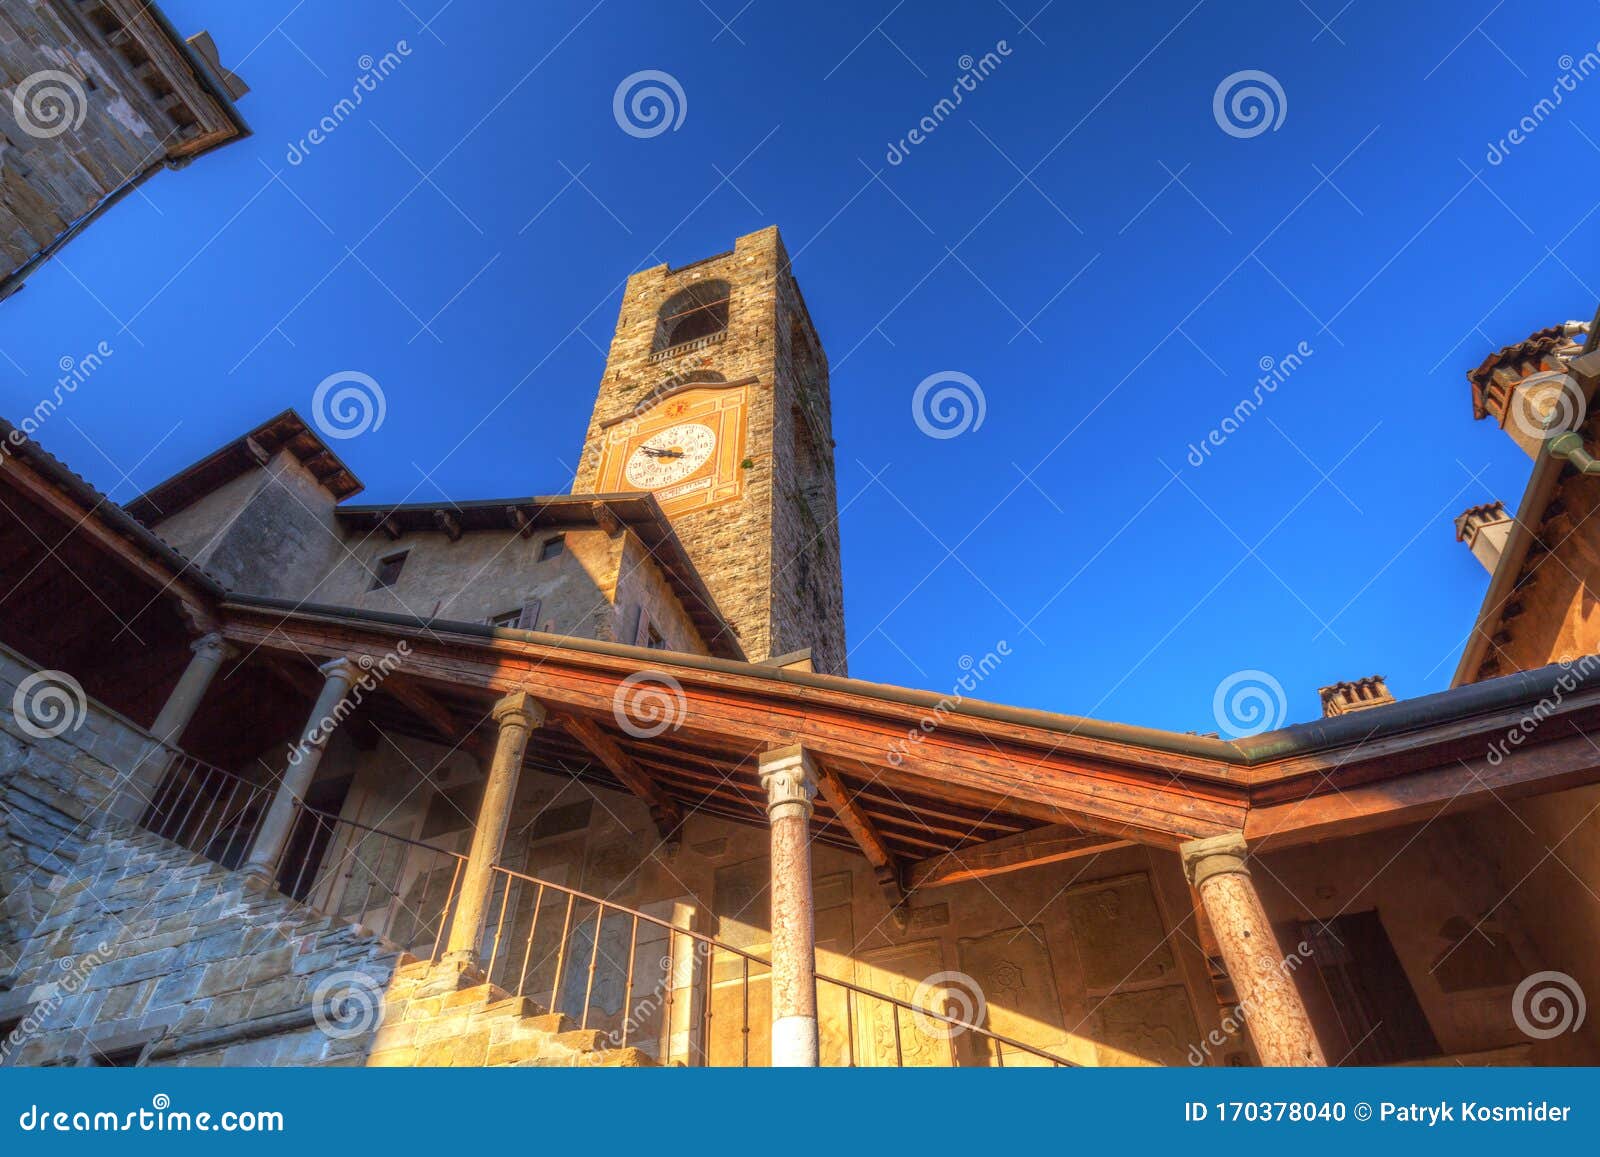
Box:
221 594 1600 870
9 423 1600 876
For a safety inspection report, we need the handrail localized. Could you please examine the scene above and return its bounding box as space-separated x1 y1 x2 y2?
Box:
295 804 468 861
175 794 1073 1068
485 861 1074 1068
813 973 1073 1067
275 803 465 957
140 750 272 870
489 861 764 963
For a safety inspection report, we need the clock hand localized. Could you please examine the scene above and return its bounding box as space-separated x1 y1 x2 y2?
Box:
640 447 685 458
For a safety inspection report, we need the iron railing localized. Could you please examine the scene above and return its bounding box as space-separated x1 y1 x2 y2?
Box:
136 782 1074 1067
275 804 467 958
140 752 272 871
477 862 1074 1068
814 973 1072 1067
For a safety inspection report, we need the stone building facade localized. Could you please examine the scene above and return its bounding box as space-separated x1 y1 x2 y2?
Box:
2 229 1600 1070
0 0 248 298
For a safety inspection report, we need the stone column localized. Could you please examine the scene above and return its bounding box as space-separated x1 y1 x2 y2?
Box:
1180 832 1326 1066
241 658 358 886
151 632 231 747
759 744 819 1067
441 690 546 969
114 632 232 820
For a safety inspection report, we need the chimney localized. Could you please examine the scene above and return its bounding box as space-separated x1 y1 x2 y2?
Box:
1318 676 1395 718
1454 501 1514 574
1468 321 1589 458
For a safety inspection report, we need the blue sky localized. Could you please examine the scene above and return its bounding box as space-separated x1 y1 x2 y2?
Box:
4 0 1598 733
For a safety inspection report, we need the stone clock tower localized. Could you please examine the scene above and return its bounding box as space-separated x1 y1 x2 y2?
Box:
572 226 847 675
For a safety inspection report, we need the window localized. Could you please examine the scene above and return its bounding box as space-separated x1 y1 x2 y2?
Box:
538 535 565 562
646 625 666 649
486 600 540 630
370 551 408 590
653 280 730 353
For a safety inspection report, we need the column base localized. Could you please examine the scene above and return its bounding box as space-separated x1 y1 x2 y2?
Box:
771 1014 819 1067
417 953 487 998
238 866 279 893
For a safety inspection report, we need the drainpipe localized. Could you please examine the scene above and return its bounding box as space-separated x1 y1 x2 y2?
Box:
1548 432 1600 475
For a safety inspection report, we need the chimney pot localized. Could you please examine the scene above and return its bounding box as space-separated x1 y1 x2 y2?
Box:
1318 676 1396 718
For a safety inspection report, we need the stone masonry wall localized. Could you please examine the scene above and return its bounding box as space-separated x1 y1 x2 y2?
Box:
151 451 347 603
0 823 404 1067
0 0 241 289
571 226 847 671
0 641 154 980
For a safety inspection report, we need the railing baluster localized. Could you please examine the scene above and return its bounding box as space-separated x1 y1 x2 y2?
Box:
486 873 513 986
199 775 241 859
189 767 224 852
516 882 545 998
161 758 203 840
580 906 603 1030
172 762 211 844
550 894 575 1015
663 929 675 1067
892 1001 903 1067
845 988 856 1067
620 916 638 1049
432 857 464 962
741 956 749 1068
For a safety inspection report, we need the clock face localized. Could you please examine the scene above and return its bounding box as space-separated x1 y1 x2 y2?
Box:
623 421 718 489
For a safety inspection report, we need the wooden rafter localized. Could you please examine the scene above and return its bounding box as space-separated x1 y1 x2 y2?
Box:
384 674 492 763
814 759 906 920
554 711 684 845
903 823 1133 891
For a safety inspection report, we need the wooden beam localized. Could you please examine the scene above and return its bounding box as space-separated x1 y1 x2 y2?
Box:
384 674 492 763
555 711 684 844
590 501 624 537
1246 727 1600 848
814 760 906 919
507 507 533 538
433 510 462 542
261 654 324 699
218 610 1249 845
904 824 1134 891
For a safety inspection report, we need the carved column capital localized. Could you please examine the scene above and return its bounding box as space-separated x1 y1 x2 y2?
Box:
189 631 233 665
759 744 817 821
317 656 359 690
1180 831 1251 891
492 689 546 731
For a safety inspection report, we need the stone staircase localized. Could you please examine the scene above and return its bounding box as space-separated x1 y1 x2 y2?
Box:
2 823 648 1068
370 957 655 1067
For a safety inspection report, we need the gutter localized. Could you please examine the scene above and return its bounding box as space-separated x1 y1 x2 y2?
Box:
223 593 1600 768
1451 308 1600 687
